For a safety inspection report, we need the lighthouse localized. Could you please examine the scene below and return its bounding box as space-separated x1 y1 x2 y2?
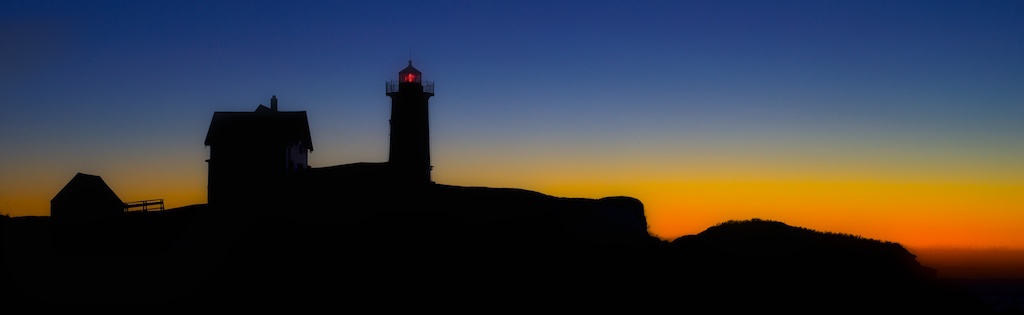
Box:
386 60 434 185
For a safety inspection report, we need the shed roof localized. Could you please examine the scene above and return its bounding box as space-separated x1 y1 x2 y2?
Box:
51 173 123 205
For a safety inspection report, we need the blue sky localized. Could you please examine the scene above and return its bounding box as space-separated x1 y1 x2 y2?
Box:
2 0 1023 247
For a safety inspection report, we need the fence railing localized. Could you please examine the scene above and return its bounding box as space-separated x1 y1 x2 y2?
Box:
124 199 165 212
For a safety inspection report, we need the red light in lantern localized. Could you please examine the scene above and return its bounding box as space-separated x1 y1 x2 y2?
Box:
404 73 416 82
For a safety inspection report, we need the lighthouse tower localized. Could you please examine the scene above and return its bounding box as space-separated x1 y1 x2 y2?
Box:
386 60 434 185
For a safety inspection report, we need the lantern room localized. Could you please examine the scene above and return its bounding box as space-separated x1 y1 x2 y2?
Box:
387 60 434 96
399 60 422 83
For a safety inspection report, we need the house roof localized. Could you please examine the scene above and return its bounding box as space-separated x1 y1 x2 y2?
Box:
51 173 123 205
204 107 313 151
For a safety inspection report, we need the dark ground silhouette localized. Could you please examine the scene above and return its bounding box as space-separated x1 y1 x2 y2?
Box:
1 177 1013 313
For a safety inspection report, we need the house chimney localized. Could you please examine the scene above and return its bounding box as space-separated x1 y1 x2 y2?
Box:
271 95 278 112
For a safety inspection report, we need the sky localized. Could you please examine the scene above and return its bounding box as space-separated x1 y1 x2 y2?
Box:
2 0 1022 251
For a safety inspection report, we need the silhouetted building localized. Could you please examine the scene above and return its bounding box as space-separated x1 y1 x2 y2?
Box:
386 60 434 185
204 96 313 206
50 173 123 221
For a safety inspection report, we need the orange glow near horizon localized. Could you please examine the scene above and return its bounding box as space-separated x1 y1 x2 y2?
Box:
5 148 1022 253
533 179 1024 249
429 136 1024 251
0 160 207 218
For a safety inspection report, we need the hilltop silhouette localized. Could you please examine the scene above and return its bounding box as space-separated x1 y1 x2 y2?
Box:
0 191 1003 312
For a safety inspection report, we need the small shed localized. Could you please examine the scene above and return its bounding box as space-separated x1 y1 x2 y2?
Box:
50 173 124 221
